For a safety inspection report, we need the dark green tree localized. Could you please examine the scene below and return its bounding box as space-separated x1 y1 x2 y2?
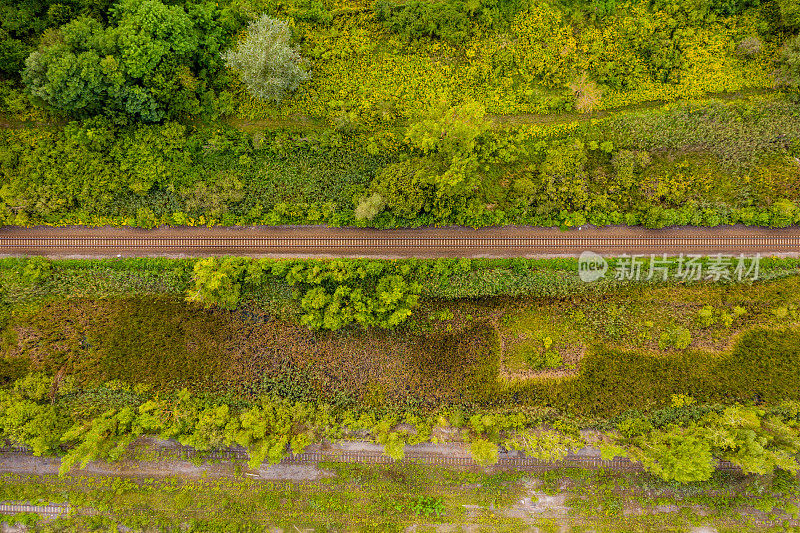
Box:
23 0 205 121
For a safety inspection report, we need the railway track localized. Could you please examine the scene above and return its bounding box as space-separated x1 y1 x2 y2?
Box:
0 445 738 473
3 236 800 249
1 225 799 257
0 502 70 518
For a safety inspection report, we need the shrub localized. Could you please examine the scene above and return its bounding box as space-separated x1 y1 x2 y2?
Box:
354 192 386 221
503 429 584 461
568 73 603 114
410 495 445 517
469 438 499 467
697 305 716 328
222 15 310 103
373 0 474 44
21 257 52 284
658 326 692 350
736 36 762 56
521 336 563 370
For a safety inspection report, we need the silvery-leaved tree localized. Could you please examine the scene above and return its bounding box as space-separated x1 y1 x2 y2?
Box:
222 15 310 103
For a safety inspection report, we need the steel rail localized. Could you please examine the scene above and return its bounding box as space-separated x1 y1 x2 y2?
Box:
1 233 800 256
0 501 70 518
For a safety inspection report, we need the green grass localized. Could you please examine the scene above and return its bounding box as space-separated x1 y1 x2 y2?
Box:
510 327 800 417
502 275 800 362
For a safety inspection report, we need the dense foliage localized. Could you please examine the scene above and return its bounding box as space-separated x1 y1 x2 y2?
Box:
188 257 421 329
0 96 798 228
21 0 236 122
602 404 800 483
0 371 798 483
0 0 797 228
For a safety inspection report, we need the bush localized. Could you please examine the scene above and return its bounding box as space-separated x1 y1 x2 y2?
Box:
520 336 563 370
469 438 499 466
373 0 476 44
354 192 386 221
776 35 800 89
222 15 310 103
736 36 762 56
568 73 603 113
410 495 445 517
504 429 584 461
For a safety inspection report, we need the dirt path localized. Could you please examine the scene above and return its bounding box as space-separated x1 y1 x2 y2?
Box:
0 224 798 258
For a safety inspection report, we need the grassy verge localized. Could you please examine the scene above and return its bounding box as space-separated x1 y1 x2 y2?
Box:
0 464 797 531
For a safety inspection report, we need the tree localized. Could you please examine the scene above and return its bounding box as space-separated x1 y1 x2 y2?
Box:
776 35 800 90
354 192 386 221
0 0 61 77
372 274 420 328
405 100 489 159
777 0 800 30
606 424 715 483
22 0 201 121
0 392 62 456
59 407 140 475
603 405 800 483
297 274 420 331
702 406 800 475
187 257 252 310
372 159 429 219
401 100 490 199
568 73 602 113
221 15 310 103
179 404 233 451
470 438 499 467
